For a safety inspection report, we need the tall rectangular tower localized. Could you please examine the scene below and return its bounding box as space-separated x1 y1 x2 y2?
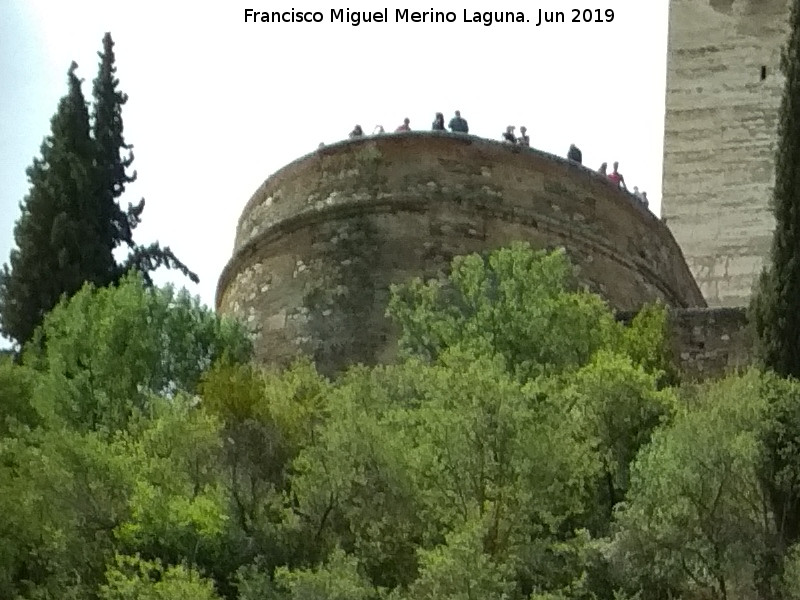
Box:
662 0 789 307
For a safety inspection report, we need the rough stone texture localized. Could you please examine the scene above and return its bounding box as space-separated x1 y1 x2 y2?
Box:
217 133 705 373
662 0 789 307
668 307 753 380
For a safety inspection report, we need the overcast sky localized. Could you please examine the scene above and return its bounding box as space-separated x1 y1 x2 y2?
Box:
1 0 670 329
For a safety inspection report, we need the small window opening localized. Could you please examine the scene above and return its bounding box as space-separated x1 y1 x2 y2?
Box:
761 66 767 81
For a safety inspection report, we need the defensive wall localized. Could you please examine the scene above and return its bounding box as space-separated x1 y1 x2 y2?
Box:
662 0 789 308
668 306 752 380
216 132 753 377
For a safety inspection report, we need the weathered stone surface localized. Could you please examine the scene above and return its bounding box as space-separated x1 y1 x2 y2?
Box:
217 133 706 373
663 0 790 307
668 307 753 379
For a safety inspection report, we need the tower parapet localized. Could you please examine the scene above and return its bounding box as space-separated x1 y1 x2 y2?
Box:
217 133 705 372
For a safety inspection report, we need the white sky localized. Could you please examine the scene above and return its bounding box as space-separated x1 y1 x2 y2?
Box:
0 0 670 336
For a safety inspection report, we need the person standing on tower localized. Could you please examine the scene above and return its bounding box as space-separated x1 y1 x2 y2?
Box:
567 144 582 164
607 161 627 191
448 110 469 133
395 118 411 132
432 112 445 131
517 126 530 146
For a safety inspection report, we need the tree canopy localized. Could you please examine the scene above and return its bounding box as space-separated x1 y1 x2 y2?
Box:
0 33 196 350
8 242 777 600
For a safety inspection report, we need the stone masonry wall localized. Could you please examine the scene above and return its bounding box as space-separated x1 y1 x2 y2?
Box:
217 133 705 372
669 307 754 380
662 0 789 307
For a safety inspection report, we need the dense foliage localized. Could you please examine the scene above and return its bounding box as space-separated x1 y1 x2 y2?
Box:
0 33 196 349
749 0 800 592
3 243 798 600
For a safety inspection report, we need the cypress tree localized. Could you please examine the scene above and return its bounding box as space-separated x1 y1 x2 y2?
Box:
91 32 197 286
0 34 197 348
751 1 800 593
0 63 115 346
91 32 135 259
753 0 800 377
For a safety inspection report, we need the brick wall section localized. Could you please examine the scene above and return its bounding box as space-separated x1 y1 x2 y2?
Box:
669 307 754 380
662 0 789 307
217 133 706 372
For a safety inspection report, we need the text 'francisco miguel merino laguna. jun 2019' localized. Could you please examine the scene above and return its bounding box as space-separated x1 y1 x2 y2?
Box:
243 8 617 27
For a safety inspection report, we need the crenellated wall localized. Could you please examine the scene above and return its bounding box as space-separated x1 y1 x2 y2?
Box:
217 133 707 373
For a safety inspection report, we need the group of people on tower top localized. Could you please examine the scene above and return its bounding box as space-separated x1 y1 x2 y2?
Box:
343 114 650 213
599 161 625 189
433 110 469 133
598 161 649 207
502 125 530 147
565 146 648 209
350 111 469 139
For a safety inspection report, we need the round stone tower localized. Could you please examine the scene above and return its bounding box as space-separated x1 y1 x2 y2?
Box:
217 132 705 373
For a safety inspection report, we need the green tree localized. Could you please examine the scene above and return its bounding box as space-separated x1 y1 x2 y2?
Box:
0 62 114 347
0 273 252 598
405 518 515 600
387 243 672 383
612 372 772 600
199 359 330 574
100 554 222 600
289 352 601 596
115 396 229 575
0 35 197 350
387 244 612 380
563 350 676 524
751 10 800 574
272 548 378 600
782 543 800 600
92 32 136 251
752 0 800 377
0 428 135 599
0 357 39 436
617 303 678 386
755 373 800 592
90 32 197 287
289 364 425 588
25 273 251 433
